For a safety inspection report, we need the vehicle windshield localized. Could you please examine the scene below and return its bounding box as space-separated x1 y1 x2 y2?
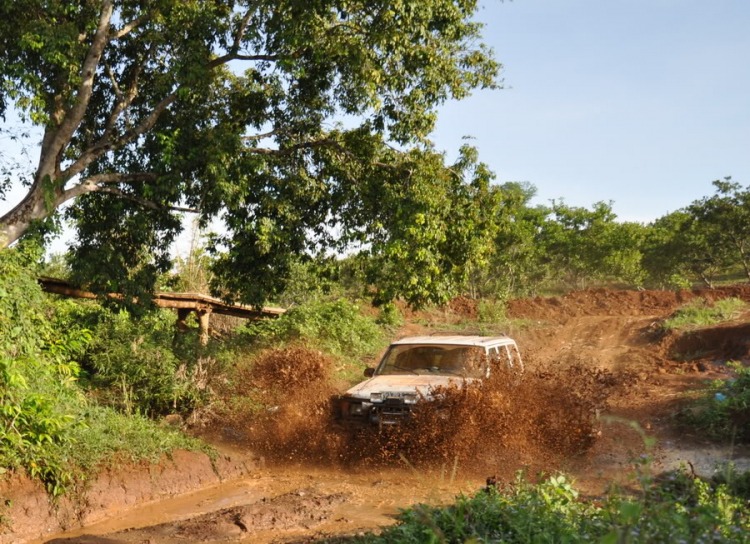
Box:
377 344 486 377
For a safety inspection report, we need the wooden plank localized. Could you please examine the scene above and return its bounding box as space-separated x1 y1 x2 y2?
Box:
37 276 285 320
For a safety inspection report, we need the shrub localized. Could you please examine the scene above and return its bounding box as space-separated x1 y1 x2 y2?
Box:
346 470 749 544
77 308 209 416
376 302 403 327
240 299 387 363
477 299 507 323
0 247 211 495
681 361 750 442
0 246 85 494
662 297 746 330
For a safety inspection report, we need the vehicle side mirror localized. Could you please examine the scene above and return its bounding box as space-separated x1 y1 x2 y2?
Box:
364 367 375 377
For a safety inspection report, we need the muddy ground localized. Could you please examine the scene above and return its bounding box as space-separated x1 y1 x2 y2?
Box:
42 287 750 544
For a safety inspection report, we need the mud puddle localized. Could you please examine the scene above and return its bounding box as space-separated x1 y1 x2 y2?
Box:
43 466 484 543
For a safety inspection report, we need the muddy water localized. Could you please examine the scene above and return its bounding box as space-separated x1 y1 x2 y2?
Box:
41 464 484 543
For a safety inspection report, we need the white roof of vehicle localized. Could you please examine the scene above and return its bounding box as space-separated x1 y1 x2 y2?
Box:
391 335 515 347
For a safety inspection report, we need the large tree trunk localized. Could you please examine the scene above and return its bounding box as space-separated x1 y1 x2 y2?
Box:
0 184 52 248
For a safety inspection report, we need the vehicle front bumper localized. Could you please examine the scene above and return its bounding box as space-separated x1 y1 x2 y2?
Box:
338 396 413 426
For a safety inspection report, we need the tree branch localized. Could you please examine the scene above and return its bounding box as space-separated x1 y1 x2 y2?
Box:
39 0 114 181
86 172 159 185
62 91 176 181
232 9 254 53
242 128 286 141
110 12 150 40
56 173 198 214
245 139 338 155
95 186 200 213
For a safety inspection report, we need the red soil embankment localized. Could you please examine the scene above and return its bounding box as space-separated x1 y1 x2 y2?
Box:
0 450 257 544
507 285 750 321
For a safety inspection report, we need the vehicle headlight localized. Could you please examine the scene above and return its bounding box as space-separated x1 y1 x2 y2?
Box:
350 403 364 415
403 393 418 404
370 392 383 402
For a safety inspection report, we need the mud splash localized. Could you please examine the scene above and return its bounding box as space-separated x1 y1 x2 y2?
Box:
228 348 632 477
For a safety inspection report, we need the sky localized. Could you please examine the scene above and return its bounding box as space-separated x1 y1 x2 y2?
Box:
2 0 749 253
431 0 750 222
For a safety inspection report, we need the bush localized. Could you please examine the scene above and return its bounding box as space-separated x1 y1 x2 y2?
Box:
240 299 387 363
477 299 507 323
0 247 210 495
78 308 206 416
376 302 403 327
345 470 749 544
682 362 750 442
663 298 746 330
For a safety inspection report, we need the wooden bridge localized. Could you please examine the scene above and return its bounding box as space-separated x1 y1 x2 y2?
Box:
38 276 285 344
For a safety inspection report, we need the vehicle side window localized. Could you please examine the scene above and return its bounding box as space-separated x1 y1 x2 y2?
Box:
509 344 524 372
496 345 512 368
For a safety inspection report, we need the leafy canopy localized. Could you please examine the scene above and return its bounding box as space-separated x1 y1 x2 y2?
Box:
0 0 500 308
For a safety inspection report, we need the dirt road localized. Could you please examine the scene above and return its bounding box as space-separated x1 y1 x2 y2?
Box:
44 288 750 543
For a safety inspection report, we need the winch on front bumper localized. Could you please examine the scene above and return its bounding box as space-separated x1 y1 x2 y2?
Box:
338 392 418 426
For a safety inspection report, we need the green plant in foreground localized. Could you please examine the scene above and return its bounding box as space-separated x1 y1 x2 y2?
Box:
0 247 212 496
662 297 746 331
337 469 749 544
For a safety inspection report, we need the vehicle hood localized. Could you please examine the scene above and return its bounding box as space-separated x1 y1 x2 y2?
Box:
344 374 475 401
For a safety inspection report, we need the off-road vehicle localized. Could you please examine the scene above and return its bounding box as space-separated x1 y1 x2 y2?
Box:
338 335 523 426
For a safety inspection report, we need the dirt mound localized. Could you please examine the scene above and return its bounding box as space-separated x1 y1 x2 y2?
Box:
507 285 750 322
448 295 479 319
662 321 750 361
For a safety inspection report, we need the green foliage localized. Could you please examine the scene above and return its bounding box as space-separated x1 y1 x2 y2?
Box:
63 405 211 474
240 299 387 363
681 362 750 442
477 300 507 324
0 247 210 496
0 246 85 495
662 298 746 331
344 471 750 544
543 201 646 290
1 0 501 311
376 302 403 327
468 178 750 298
77 308 207 416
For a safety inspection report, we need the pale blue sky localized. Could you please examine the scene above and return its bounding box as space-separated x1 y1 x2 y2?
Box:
432 0 750 222
2 0 749 254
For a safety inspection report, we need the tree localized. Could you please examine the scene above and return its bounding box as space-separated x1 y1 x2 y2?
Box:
472 181 550 298
642 210 730 289
0 0 499 307
542 201 642 290
688 178 750 281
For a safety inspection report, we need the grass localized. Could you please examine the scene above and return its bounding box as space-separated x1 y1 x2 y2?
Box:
64 406 213 474
662 297 746 331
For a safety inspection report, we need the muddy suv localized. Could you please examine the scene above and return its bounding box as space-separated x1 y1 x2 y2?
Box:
338 335 523 427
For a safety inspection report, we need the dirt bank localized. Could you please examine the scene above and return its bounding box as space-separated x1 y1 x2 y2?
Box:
507 285 750 321
1 450 257 544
